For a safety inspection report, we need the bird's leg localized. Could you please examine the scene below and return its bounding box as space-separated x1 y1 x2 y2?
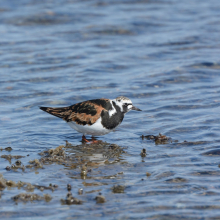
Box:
91 136 100 144
82 135 89 143
82 135 100 144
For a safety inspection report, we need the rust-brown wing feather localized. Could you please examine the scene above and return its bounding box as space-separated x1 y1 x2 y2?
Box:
40 98 112 126
39 106 73 121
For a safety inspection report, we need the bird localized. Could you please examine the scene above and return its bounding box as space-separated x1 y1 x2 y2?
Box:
40 96 141 143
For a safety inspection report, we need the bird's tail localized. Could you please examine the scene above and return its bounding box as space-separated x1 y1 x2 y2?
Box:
39 106 70 121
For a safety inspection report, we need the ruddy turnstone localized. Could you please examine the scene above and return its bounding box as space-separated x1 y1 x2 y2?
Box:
40 96 141 142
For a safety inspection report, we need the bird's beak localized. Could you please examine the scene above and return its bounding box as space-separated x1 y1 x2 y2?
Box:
131 105 142 111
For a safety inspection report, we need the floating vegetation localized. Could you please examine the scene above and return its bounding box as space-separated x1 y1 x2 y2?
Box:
1 155 25 163
0 147 12 151
202 149 220 156
140 148 147 157
12 193 52 203
95 193 106 203
0 173 57 193
61 192 83 205
0 140 127 207
141 133 172 144
26 159 43 169
38 145 67 164
165 177 188 183
112 185 126 193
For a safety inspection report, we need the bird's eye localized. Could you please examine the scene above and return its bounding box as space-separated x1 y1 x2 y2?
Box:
124 103 128 106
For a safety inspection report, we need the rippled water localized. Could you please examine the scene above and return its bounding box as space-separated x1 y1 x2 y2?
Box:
1 0 220 219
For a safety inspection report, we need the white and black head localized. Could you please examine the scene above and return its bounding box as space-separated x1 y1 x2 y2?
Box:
113 96 141 114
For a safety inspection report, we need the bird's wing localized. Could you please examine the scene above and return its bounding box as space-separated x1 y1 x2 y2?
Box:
40 98 112 126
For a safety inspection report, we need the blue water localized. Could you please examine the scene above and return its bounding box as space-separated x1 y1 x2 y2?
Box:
1 0 220 219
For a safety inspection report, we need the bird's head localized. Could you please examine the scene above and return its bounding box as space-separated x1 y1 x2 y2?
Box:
113 96 142 113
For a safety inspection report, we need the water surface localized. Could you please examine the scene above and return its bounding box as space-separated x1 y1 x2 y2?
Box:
1 0 220 219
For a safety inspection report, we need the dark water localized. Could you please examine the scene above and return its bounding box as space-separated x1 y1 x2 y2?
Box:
1 0 220 219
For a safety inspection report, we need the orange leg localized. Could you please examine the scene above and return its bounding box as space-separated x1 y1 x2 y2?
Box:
82 135 100 144
82 135 90 143
91 137 99 144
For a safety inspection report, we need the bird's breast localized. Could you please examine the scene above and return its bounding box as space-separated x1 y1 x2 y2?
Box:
101 109 124 130
67 117 111 136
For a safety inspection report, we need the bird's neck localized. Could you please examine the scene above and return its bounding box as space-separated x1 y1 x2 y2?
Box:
109 100 125 115
100 101 124 130
108 100 117 116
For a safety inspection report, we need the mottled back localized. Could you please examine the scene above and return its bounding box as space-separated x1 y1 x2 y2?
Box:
40 98 112 126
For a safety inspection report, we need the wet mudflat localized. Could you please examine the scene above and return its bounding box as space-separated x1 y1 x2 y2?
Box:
1 0 220 219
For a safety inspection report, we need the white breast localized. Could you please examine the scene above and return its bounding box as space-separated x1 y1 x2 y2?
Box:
67 117 111 136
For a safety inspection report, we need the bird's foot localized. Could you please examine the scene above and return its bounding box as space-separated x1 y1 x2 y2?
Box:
82 135 90 143
82 135 100 144
91 137 100 144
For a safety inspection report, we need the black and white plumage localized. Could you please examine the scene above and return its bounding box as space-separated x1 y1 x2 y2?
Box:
40 96 141 141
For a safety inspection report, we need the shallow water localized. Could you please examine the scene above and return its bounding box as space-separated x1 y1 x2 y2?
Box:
1 0 220 219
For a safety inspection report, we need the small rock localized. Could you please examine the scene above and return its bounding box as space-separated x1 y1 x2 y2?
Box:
5 147 12 151
78 188 83 195
15 160 22 166
140 148 147 157
5 166 11 171
146 172 151 177
6 180 17 187
67 184 71 191
95 194 106 203
62 193 82 205
81 165 87 176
